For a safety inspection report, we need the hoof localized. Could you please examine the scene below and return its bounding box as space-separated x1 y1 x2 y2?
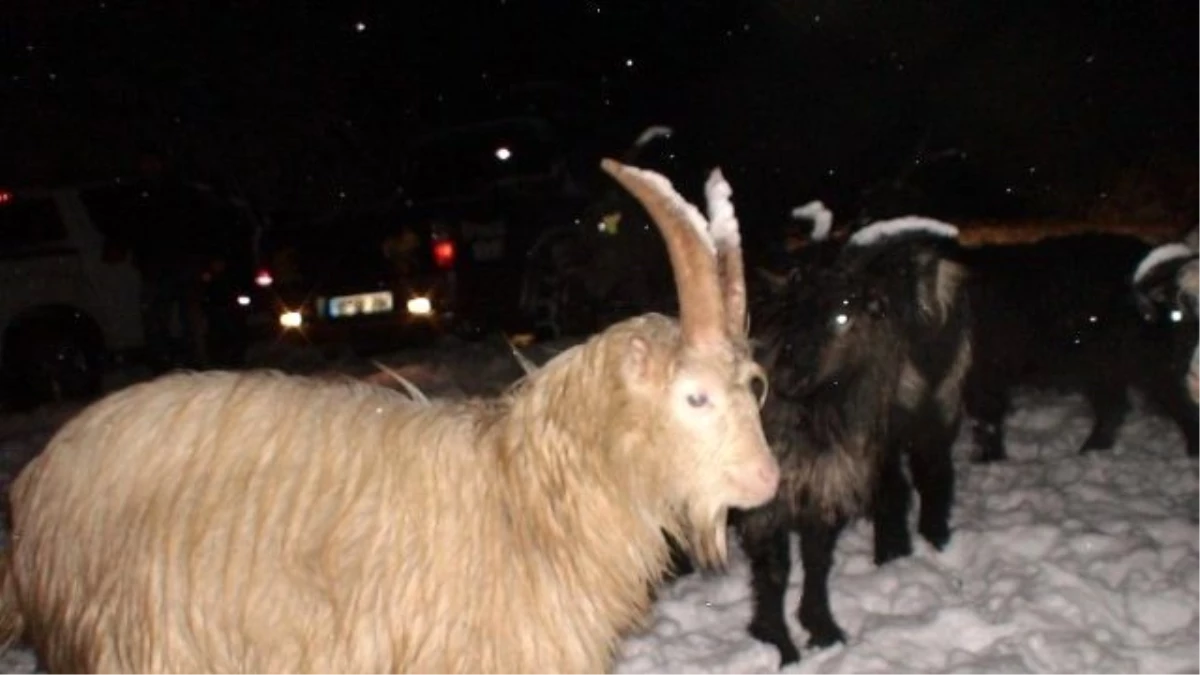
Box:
1079 435 1115 454
803 622 846 650
748 621 800 666
806 624 844 648
874 538 913 566
777 644 801 667
919 522 951 551
974 447 1007 464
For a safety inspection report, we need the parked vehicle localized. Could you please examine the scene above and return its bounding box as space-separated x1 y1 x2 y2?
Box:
401 115 589 337
81 178 259 373
0 184 138 406
518 126 694 338
247 115 590 350
243 203 455 353
0 177 258 407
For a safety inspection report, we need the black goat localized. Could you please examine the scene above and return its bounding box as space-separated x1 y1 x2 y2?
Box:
962 232 1197 461
1129 234 1199 447
736 218 972 665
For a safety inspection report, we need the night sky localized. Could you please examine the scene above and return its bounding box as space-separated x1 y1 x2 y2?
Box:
4 0 1197 232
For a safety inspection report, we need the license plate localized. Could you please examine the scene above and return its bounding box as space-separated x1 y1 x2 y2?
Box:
326 290 394 318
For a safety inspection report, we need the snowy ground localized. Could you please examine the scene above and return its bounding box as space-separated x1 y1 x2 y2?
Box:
0 336 1195 674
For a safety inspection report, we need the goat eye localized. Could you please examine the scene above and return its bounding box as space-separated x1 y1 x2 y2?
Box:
830 312 853 332
686 392 709 408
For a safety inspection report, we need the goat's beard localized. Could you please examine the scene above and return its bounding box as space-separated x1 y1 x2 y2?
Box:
677 503 729 571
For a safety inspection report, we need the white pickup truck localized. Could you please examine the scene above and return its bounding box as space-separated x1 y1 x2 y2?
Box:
0 183 143 406
0 179 257 408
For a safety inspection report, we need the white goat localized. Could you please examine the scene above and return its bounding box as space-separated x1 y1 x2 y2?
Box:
0 158 779 674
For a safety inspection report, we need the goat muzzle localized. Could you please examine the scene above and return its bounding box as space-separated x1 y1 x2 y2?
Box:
727 454 781 508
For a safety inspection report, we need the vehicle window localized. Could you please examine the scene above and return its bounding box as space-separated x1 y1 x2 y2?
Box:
0 197 67 250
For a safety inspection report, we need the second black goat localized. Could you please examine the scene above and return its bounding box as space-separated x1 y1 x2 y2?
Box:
1129 231 1199 447
736 217 972 666
962 232 1197 461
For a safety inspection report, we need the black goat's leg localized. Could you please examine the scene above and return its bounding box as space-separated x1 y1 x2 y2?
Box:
743 527 800 666
964 378 1009 463
872 446 913 566
1155 389 1199 457
908 418 957 551
797 518 847 649
1176 409 1199 458
1079 379 1129 453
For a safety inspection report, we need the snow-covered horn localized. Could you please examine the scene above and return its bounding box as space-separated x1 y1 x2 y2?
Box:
600 158 725 348
705 167 748 338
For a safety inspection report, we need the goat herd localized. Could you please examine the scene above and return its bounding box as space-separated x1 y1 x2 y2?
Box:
0 159 1195 673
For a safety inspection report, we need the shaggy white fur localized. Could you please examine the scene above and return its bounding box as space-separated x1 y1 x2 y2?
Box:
0 159 779 674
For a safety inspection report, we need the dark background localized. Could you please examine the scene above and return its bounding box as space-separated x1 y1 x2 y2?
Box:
4 0 1197 235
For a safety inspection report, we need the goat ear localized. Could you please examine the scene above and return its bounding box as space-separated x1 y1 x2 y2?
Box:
1180 223 1200 252
935 259 967 313
622 335 652 383
1178 260 1198 306
913 251 964 324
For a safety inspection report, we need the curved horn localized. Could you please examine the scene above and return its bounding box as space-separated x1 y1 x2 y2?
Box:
506 338 539 376
600 158 724 347
370 360 431 405
705 167 747 338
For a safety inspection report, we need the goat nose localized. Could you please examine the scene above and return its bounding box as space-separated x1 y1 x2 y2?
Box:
759 459 781 493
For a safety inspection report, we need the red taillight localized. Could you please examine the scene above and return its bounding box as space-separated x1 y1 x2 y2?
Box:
254 269 274 287
432 239 456 269
0 191 12 205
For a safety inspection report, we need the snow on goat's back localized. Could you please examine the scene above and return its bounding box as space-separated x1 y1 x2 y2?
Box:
847 216 959 247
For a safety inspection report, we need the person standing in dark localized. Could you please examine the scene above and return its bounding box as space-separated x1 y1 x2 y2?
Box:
126 181 205 374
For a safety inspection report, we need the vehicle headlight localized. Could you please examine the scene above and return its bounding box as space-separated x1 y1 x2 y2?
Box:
279 310 303 329
406 296 433 316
